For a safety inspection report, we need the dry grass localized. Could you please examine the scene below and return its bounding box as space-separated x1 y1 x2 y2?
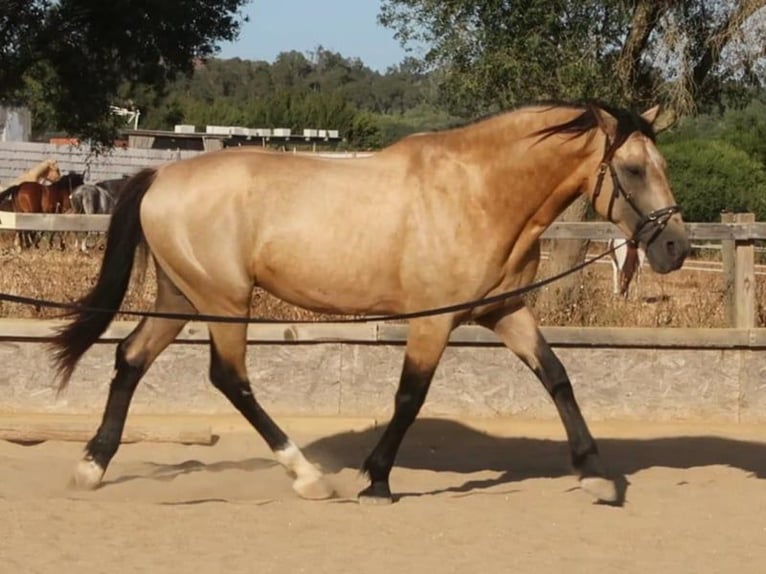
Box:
530 261 729 328
0 232 761 328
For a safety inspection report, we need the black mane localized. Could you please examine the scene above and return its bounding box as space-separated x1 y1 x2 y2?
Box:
531 99 656 147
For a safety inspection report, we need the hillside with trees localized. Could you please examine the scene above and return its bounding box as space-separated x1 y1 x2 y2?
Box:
116 48 459 150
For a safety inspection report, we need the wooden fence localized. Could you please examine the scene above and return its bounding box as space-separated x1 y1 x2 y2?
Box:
0 211 764 328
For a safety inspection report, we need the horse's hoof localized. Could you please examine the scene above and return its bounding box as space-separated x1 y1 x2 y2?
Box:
357 482 394 505
580 476 618 503
293 475 335 500
70 459 105 490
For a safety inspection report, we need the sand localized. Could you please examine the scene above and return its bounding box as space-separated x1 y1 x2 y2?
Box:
1 416 765 574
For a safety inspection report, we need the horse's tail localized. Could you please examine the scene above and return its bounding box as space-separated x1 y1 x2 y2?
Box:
50 168 157 388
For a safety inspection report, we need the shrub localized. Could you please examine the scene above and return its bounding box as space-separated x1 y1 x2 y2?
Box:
660 138 766 222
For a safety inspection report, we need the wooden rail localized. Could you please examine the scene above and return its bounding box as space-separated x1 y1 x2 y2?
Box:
2 212 766 239
1 212 762 327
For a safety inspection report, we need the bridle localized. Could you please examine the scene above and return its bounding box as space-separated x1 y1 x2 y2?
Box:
592 134 680 248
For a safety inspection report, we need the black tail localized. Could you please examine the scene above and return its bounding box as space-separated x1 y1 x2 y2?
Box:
50 168 157 387
0 184 20 204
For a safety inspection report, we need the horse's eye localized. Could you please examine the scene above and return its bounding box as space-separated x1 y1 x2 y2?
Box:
624 165 644 178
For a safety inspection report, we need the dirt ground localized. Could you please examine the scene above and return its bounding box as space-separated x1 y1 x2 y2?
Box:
1 415 765 574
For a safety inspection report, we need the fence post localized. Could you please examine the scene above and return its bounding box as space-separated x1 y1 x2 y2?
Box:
721 213 736 326
721 212 755 328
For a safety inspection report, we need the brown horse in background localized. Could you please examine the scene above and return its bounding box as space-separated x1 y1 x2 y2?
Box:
0 171 84 248
52 101 690 506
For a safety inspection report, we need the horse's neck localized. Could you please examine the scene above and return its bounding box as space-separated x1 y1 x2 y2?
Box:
31 163 50 179
465 115 599 231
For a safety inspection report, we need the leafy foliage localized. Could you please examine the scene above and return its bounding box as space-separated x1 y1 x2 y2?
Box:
379 0 628 116
658 93 766 221
379 1 766 122
0 0 248 143
125 49 458 149
661 138 766 222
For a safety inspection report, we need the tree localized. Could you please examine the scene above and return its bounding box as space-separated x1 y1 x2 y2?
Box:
379 1 766 121
0 0 248 144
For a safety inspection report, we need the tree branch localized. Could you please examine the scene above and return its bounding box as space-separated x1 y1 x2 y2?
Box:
617 0 665 100
691 0 766 90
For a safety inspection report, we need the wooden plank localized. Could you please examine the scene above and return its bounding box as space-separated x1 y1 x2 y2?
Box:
1 215 759 240
542 222 622 240
0 419 214 445
377 324 763 348
0 319 765 348
542 221 766 241
686 222 766 240
0 212 110 232
540 326 754 348
721 213 737 326
734 213 756 329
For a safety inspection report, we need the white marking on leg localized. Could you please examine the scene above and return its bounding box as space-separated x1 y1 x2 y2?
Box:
71 458 105 490
580 476 618 503
275 441 334 500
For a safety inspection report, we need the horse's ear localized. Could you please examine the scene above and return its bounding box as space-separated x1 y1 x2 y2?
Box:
591 106 618 140
640 105 661 125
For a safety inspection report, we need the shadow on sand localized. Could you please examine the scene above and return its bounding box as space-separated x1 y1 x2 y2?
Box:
98 418 765 505
303 418 766 479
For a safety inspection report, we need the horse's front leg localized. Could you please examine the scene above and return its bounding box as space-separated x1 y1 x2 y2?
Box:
359 316 453 504
477 304 619 503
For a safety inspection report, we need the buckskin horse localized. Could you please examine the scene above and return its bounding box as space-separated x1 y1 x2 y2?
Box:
51 101 690 505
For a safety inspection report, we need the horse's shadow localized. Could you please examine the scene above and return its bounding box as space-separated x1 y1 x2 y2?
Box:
303 418 766 503
104 418 766 504
305 418 765 474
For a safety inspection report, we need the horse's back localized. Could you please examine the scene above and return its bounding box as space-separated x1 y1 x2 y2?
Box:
139 149 433 313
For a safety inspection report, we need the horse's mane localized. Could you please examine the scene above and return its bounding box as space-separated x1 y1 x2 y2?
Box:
433 99 656 147
531 99 656 148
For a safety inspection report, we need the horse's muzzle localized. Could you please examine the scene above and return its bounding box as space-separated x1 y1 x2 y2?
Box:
645 223 690 274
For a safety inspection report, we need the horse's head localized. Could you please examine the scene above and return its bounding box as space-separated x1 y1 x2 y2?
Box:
43 160 62 184
585 104 689 274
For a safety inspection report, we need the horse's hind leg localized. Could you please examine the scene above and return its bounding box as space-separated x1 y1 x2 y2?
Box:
206 321 333 499
478 304 618 503
359 316 452 504
72 269 193 489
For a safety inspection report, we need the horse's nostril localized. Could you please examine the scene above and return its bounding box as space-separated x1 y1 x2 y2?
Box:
666 241 677 259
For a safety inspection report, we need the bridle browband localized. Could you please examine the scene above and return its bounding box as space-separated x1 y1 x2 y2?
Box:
592 133 680 248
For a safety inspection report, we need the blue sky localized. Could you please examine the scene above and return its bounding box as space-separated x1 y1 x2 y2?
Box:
216 1 417 72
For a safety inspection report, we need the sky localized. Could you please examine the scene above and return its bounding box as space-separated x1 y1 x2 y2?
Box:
216 1 417 72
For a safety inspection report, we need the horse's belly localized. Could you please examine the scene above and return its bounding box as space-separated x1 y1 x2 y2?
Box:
256 271 399 316
252 244 402 316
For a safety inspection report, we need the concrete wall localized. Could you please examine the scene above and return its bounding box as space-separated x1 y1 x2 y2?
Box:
0 320 764 423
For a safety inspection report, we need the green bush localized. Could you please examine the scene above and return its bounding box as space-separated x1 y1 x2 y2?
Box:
660 138 766 222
